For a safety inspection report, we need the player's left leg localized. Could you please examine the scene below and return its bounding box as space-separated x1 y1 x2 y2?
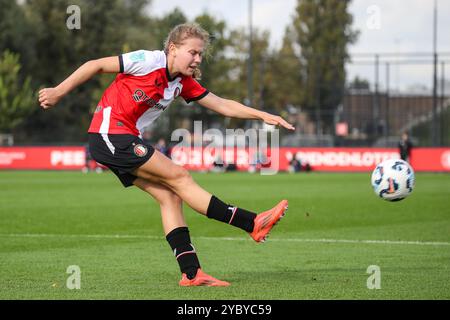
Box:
133 177 229 286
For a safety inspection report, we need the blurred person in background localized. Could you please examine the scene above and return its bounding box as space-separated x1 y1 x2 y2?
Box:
155 138 170 158
399 132 413 162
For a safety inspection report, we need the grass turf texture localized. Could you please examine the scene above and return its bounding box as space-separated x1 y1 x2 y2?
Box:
0 171 449 299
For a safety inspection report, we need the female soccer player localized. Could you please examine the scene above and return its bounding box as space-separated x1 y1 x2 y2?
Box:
39 23 294 287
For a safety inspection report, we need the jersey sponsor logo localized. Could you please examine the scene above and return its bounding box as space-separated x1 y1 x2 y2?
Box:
133 144 148 157
132 89 149 102
132 89 168 111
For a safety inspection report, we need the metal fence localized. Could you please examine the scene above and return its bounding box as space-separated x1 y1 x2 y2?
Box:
281 52 450 147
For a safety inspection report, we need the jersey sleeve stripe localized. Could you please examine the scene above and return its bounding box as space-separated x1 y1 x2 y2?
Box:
118 55 124 73
184 90 209 103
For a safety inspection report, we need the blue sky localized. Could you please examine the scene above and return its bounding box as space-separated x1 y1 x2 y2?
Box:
149 0 450 92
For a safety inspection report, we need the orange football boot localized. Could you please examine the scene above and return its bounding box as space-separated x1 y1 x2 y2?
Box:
249 200 288 242
179 269 230 287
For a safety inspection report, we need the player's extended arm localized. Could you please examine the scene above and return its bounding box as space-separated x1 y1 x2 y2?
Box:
38 56 120 109
197 92 295 131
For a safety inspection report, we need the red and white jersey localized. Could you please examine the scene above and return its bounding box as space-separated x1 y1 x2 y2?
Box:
88 50 208 137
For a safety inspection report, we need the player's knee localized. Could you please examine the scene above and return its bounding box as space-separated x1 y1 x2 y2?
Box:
170 166 192 186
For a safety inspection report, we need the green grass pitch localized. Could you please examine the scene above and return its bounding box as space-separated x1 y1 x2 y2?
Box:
0 171 449 299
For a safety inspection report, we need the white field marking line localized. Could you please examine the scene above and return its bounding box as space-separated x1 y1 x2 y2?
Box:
1 233 450 247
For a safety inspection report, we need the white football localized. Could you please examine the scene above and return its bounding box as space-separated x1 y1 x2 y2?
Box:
371 159 415 201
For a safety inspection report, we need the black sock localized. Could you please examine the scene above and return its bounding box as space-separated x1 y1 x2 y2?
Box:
166 227 200 280
206 195 256 232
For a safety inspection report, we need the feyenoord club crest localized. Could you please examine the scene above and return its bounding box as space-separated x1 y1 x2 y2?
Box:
133 144 148 157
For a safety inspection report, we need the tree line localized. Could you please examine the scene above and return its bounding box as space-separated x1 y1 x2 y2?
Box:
0 0 357 144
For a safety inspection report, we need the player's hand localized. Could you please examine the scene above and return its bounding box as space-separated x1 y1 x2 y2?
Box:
261 112 295 131
38 88 62 109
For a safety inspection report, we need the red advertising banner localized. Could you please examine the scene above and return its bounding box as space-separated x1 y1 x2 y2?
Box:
171 147 450 172
1 146 449 172
410 148 450 172
281 148 400 172
0 147 86 170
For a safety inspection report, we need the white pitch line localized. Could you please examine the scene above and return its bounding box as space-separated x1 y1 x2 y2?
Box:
1 233 450 247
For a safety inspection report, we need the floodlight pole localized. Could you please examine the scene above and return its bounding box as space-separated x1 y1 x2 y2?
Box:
441 61 445 144
432 0 439 146
248 0 254 109
385 62 390 142
374 54 380 138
